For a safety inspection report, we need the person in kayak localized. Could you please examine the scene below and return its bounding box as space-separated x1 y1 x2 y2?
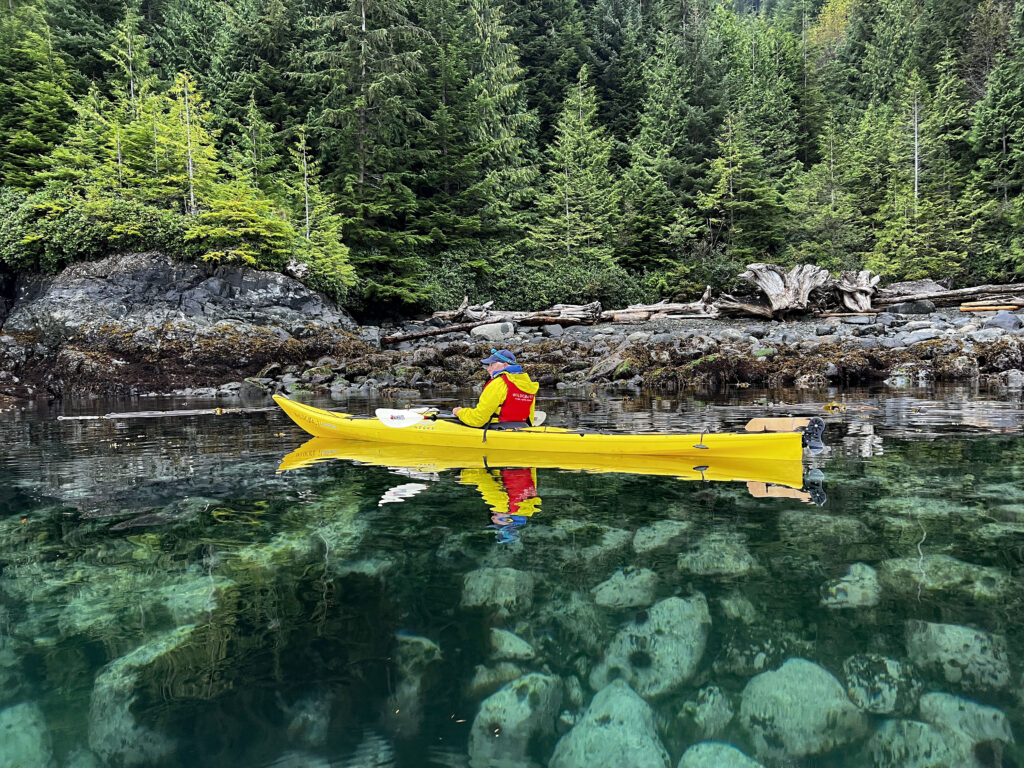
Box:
452 349 539 427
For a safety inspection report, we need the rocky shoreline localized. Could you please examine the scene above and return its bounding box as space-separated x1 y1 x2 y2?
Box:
1 251 1023 401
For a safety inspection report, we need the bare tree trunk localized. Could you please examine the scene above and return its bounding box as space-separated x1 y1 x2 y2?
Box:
301 135 311 240
115 129 124 186
183 78 196 216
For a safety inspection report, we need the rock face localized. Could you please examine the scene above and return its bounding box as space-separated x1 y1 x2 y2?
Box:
904 621 1010 691
918 692 1014 753
878 554 1014 601
589 595 710 698
739 658 870 762
677 532 757 576
549 680 670 768
468 673 562 768
0 251 361 395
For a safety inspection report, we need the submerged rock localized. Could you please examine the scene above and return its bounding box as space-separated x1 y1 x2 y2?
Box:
468 673 562 768
878 554 1014 601
918 691 1014 754
821 562 881 608
466 663 524 701
0 701 55 768
549 680 670 768
842 654 922 715
739 658 870 761
281 690 333 749
490 628 536 661
677 532 757 576
384 632 442 739
904 621 1010 691
632 520 693 554
677 742 763 768
589 594 710 698
868 719 963 767
680 685 734 739
591 567 658 609
89 625 195 766
462 567 535 614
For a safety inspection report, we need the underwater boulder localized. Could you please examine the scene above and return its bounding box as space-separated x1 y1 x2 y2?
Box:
0 701 55 768
878 554 1014 602
677 741 763 768
867 719 964 768
384 632 442 739
739 658 870 762
918 692 1014 755
462 568 535 614
677 532 758 577
589 595 710 698
88 625 194 766
591 567 658 609
679 685 734 740
468 673 562 768
549 680 670 768
904 621 1010 692
842 654 922 715
821 563 881 609
632 520 693 554
489 628 536 662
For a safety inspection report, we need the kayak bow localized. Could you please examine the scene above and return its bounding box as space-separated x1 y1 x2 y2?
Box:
272 395 808 461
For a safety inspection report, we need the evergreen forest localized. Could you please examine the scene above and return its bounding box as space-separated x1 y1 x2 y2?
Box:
1 0 1023 316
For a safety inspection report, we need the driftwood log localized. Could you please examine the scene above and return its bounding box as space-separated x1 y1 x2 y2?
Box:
836 270 881 312
383 301 602 345
714 294 774 319
600 287 717 322
874 283 1024 307
737 263 833 318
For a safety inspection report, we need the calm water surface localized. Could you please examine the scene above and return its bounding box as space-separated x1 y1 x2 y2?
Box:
2 386 1023 767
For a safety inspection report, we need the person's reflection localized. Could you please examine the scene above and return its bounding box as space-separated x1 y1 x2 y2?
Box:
459 467 542 543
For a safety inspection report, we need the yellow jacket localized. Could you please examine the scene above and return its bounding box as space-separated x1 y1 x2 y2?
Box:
456 371 539 428
460 468 542 518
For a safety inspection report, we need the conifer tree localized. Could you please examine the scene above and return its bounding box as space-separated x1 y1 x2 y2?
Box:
528 66 619 266
697 113 786 263
0 5 75 187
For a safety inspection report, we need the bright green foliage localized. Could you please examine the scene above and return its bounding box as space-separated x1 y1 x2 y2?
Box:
0 5 75 188
528 66 619 266
3 0 1024 312
698 113 787 264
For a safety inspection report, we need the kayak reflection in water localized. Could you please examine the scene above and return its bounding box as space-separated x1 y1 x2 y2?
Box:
460 467 542 543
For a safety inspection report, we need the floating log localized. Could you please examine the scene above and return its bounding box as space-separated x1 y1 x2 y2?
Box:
737 263 833 318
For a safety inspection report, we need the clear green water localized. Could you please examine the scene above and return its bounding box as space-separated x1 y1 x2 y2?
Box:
2 388 1024 767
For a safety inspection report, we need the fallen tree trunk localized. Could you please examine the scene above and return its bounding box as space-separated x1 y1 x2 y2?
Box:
384 301 602 345
713 293 774 319
738 263 833 317
874 283 1024 306
600 287 717 322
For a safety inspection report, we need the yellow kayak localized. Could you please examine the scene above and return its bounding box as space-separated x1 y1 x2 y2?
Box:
277 436 806 489
273 395 806 461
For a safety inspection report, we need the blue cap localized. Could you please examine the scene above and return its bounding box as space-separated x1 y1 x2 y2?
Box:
482 349 516 365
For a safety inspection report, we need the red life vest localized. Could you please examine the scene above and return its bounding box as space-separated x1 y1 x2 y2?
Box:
483 372 535 423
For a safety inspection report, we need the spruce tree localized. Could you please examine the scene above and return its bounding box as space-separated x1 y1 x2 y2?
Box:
0 5 75 188
528 66 619 267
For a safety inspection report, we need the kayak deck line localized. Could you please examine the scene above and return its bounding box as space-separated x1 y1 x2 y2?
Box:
272 395 811 462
